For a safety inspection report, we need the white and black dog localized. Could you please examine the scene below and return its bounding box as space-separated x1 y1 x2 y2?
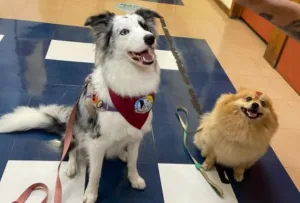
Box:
0 8 161 203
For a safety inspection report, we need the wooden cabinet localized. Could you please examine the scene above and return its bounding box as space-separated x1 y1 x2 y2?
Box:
215 0 300 94
277 38 300 94
240 8 274 42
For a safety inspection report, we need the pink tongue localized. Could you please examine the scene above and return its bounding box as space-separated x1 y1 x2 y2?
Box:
140 51 153 61
247 110 257 117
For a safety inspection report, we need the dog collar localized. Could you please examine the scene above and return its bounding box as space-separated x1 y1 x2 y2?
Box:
85 90 155 130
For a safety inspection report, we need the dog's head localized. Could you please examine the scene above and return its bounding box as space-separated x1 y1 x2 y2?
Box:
85 8 161 67
232 88 277 122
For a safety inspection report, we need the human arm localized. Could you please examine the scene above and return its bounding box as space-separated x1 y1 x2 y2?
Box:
234 0 300 40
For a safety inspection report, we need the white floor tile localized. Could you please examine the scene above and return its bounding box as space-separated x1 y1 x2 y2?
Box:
155 50 178 70
0 160 86 203
46 40 95 63
158 163 238 203
46 40 178 70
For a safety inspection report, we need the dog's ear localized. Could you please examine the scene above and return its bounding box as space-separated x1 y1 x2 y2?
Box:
135 8 161 35
135 8 161 23
84 11 115 28
135 8 161 21
85 12 115 51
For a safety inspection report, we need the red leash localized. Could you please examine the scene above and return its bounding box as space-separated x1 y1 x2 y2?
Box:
13 101 79 203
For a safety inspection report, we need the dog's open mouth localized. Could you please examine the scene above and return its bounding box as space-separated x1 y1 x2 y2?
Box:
128 49 155 65
241 107 263 119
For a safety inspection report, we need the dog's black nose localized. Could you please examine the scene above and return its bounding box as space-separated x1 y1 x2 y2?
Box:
251 103 259 110
144 35 155 46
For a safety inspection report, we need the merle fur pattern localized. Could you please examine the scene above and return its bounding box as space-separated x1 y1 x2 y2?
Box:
0 8 161 203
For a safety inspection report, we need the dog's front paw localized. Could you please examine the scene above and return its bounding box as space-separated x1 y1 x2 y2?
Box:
129 176 146 190
234 173 244 182
83 190 98 203
65 162 78 177
202 162 213 171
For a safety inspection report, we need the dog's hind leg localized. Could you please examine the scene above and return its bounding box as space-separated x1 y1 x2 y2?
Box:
127 140 146 190
234 166 245 182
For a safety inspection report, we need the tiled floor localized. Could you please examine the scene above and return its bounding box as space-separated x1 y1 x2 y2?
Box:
0 0 299 202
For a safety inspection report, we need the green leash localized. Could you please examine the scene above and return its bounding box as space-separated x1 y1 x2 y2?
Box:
176 106 224 198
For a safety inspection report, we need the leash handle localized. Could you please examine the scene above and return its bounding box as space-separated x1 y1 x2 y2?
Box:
13 101 79 203
12 183 49 203
176 106 224 198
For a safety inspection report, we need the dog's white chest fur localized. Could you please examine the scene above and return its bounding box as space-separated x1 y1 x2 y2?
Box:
0 9 162 203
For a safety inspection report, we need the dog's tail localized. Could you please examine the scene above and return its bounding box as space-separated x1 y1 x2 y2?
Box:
0 105 72 134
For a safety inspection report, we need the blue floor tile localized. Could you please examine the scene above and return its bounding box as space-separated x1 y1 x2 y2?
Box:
200 99 218 113
45 60 93 86
53 24 92 43
0 131 60 179
153 70 200 164
0 37 50 98
191 80 236 104
0 84 31 114
29 85 82 107
0 135 15 179
0 19 56 39
187 68 232 84
9 134 61 161
0 18 16 35
0 36 50 58
96 161 164 203
137 132 158 164
230 148 300 203
173 37 218 73
157 36 170 51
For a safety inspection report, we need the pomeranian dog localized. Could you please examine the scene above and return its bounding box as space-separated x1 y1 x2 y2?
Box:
194 88 278 182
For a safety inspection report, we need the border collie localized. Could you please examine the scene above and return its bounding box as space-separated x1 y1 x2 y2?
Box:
0 8 161 203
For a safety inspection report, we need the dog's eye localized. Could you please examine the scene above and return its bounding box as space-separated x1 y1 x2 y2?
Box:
139 21 149 31
143 24 149 31
261 100 266 107
120 29 130 35
245 97 252 102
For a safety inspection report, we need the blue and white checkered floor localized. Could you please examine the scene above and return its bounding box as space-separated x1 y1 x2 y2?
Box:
0 18 299 203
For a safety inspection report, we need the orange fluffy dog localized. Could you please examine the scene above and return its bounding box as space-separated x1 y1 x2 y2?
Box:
194 88 278 182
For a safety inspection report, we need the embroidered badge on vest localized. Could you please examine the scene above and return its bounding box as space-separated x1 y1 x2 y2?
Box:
134 95 154 113
109 89 155 130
